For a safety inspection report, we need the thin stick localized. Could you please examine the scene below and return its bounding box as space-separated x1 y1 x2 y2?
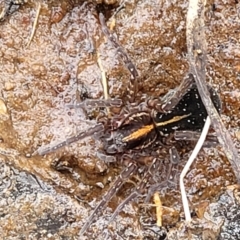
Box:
97 50 111 117
26 2 41 47
97 51 109 101
180 116 211 222
154 192 163 227
186 0 240 181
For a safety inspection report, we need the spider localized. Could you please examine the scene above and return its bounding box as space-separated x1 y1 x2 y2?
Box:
35 13 222 237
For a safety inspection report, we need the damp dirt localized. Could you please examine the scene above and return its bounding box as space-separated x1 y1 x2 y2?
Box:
0 0 239 239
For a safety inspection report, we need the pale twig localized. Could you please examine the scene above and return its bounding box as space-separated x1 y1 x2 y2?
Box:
180 116 211 222
26 2 41 47
97 50 111 117
154 192 163 227
98 16 117 103
97 51 109 101
186 0 240 181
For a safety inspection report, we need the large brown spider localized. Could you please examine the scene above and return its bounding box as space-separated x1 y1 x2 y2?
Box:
35 13 222 238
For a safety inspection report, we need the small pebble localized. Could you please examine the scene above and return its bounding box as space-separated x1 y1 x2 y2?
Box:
96 182 104 189
0 98 8 115
4 82 15 91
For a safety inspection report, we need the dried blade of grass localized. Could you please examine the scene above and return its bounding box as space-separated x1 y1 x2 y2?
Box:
180 116 211 222
186 0 240 181
154 192 162 227
26 2 41 47
97 51 111 117
97 51 109 101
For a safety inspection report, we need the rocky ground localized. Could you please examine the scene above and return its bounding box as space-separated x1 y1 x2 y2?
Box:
0 0 239 239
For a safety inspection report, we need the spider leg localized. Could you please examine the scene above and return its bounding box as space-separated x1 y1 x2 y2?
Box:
78 161 138 237
108 158 160 223
147 74 195 112
144 149 180 204
35 123 104 155
169 146 180 164
66 98 122 109
174 130 219 147
36 98 121 156
174 130 201 141
99 13 138 98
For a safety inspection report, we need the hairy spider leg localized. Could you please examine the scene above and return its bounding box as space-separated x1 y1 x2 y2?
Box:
107 158 160 223
66 98 122 109
79 162 138 237
144 157 180 204
99 12 139 98
147 74 195 113
36 99 121 155
174 130 219 147
36 123 104 155
169 146 180 164
161 74 195 111
99 12 139 81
